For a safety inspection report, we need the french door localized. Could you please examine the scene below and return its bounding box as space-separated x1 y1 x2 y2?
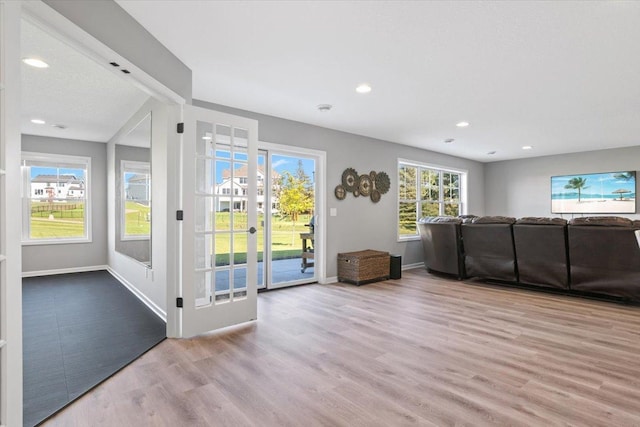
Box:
180 105 258 338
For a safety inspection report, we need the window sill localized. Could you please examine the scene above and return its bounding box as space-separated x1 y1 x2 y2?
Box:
398 235 420 243
22 237 92 246
121 235 150 242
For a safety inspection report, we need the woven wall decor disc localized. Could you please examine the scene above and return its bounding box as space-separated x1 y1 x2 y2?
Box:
341 168 359 192
375 171 391 194
359 175 372 196
370 189 381 203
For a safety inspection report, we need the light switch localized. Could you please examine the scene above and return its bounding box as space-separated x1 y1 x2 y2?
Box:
330 208 337 217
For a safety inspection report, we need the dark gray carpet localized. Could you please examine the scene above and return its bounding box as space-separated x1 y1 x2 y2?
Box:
23 270 166 427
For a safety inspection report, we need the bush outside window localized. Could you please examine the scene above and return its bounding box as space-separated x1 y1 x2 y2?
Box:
398 160 466 239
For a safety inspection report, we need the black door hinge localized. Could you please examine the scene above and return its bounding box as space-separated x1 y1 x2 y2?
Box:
176 297 183 308
176 210 183 220
177 122 184 134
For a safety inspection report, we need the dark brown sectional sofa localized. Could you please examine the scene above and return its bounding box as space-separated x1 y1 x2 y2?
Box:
418 215 640 302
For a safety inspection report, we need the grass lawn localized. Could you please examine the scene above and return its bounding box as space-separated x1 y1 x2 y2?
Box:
30 201 85 238
124 201 151 236
214 213 312 264
30 217 84 238
30 203 311 262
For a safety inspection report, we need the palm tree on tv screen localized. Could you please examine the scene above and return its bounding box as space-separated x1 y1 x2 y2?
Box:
564 177 589 202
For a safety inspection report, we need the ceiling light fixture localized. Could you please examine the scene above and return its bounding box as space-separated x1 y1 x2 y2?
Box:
456 121 469 128
487 151 497 155
51 124 67 129
522 145 533 150
355 83 372 94
30 119 45 125
317 104 333 112
22 58 49 68
444 138 454 144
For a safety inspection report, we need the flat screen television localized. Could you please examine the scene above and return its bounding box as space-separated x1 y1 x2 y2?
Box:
551 171 636 214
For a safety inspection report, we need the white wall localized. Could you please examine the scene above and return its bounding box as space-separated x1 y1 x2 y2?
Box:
485 145 640 219
193 100 486 276
21 135 108 273
108 98 172 321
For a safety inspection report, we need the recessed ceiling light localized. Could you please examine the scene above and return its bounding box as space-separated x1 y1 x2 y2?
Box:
22 58 49 68
51 124 67 129
355 83 372 94
456 121 469 127
30 119 45 125
487 151 497 155
522 145 533 150
317 104 333 112
444 138 455 144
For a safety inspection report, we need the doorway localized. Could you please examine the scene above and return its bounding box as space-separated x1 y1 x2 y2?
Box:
256 146 324 290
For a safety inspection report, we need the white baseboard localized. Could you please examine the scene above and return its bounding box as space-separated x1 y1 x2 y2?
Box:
403 262 424 270
107 267 167 322
322 276 338 284
22 264 108 278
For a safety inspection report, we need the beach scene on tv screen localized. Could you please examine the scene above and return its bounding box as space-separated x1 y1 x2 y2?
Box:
551 171 636 214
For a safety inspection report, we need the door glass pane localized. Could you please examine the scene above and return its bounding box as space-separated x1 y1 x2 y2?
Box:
270 154 316 286
196 121 214 157
257 152 266 289
215 159 231 222
195 196 214 232
233 127 248 148
215 233 230 267
233 232 247 266
195 271 213 307
195 158 214 194
215 124 231 145
195 234 213 270
215 269 230 303
233 267 247 299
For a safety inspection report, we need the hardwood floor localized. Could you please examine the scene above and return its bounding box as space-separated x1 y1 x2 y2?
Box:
44 269 640 426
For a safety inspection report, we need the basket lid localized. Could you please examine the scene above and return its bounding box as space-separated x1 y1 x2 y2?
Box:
339 249 389 259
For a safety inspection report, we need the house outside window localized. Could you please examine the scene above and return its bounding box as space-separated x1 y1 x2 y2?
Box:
21 152 91 244
398 159 467 240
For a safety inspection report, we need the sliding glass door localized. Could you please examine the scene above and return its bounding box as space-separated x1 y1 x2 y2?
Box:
254 150 318 289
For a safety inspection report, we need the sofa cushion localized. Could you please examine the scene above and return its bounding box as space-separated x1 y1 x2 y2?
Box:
568 216 633 227
472 216 516 225
516 217 567 226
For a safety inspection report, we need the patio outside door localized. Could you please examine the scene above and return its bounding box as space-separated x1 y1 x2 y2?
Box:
255 151 318 290
180 105 258 338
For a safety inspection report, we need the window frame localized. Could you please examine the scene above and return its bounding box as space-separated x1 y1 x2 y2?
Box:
120 159 151 241
397 158 468 241
21 152 92 245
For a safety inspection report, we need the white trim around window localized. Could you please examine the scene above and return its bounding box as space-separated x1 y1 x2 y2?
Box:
21 152 92 245
397 158 468 241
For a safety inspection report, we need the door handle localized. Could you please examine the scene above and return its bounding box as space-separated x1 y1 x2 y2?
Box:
248 226 257 234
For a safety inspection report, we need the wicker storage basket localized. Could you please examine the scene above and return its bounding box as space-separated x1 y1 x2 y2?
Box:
338 249 390 285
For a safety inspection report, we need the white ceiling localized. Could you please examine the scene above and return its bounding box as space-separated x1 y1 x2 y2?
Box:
115 0 640 163
21 19 149 143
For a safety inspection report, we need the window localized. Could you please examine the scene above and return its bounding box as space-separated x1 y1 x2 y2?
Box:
121 160 150 240
398 159 466 239
21 152 91 244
